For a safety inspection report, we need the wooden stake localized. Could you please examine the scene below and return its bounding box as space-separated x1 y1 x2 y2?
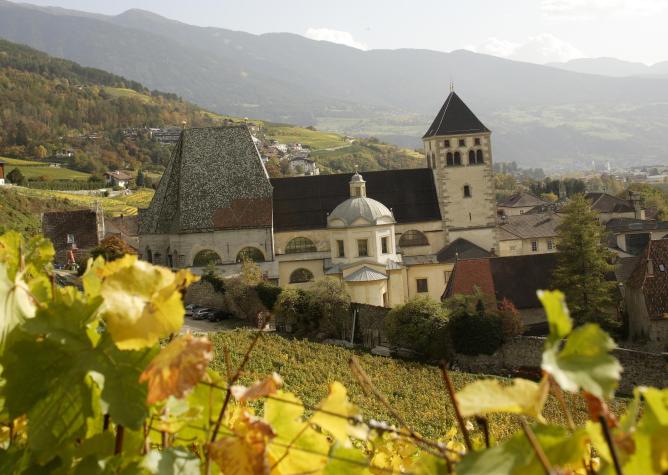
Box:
439 362 473 451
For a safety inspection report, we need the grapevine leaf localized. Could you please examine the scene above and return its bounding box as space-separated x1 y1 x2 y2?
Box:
0 232 54 280
624 387 668 474
537 290 572 346
209 411 275 475
458 425 588 475
541 323 621 399
324 443 371 474
93 334 157 430
92 256 197 350
456 377 549 421
311 381 360 442
230 372 283 403
142 448 200 475
139 333 212 405
413 452 449 475
265 390 329 474
0 264 36 350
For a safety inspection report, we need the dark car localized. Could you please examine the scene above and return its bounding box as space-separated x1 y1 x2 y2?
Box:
207 310 232 322
192 307 212 320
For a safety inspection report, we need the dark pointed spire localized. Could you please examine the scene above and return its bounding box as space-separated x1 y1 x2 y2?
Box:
423 92 489 138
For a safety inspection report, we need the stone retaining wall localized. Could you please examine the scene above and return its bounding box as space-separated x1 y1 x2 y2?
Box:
184 280 226 309
453 336 667 395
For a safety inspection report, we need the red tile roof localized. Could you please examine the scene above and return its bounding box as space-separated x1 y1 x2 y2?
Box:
445 258 495 298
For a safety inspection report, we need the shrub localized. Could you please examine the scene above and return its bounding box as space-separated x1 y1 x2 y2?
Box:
255 281 282 311
385 297 450 360
90 235 136 262
497 298 524 338
448 300 504 356
224 277 266 321
7 167 26 186
306 278 350 339
274 287 310 331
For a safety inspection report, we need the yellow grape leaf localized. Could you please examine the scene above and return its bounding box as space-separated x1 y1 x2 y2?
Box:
265 390 329 474
231 373 283 403
456 377 549 421
537 290 572 346
91 255 197 349
209 411 275 475
0 265 36 350
311 381 360 442
139 333 212 404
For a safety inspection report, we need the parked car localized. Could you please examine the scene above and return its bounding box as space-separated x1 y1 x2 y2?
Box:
185 304 199 317
192 308 212 320
207 310 232 322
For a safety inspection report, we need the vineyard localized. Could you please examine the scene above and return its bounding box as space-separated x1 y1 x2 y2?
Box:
0 230 666 474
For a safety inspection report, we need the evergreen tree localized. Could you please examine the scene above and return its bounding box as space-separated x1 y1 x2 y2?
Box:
14 121 29 146
136 169 145 187
553 194 616 328
6 168 26 186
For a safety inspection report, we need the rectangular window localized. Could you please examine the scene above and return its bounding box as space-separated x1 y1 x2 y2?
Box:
416 278 428 293
357 239 368 257
547 240 554 250
458 139 465 147
474 138 481 145
531 241 538 252
337 240 345 257
381 236 389 254
66 234 75 244
444 140 450 147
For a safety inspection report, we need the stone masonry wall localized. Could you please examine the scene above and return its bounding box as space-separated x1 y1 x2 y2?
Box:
184 280 226 309
453 336 667 395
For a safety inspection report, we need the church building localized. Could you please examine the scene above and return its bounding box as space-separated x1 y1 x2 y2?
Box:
139 92 498 306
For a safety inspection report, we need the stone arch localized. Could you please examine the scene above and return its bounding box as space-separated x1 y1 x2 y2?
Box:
236 247 265 263
286 237 317 254
289 268 314 284
468 150 476 165
193 249 222 267
399 229 429 247
476 149 484 164
453 151 462 166
446 152 454 166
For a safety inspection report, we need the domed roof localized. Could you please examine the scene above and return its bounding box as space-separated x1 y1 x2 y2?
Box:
328 197 395 227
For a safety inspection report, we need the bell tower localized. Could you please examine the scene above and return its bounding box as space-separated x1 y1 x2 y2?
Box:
423 91 497 252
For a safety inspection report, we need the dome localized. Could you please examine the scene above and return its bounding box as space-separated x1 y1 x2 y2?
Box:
328 197 395 227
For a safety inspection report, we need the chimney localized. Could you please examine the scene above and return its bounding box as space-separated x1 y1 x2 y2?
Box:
629 191 643 220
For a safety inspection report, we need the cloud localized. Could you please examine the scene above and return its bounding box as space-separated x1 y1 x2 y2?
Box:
304 28 367 50
541 0 668 18
470 33 583 64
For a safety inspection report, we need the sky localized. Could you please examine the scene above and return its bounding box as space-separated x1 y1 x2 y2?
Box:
17 0 668 64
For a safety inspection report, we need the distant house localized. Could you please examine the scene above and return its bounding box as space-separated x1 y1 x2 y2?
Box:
442 253 558 331
104 170 133 188
288 156 320 176
105 214 140 251
42 209 104 266
150 128 182 144
0 160 5 186
498 192 547 216
625 238 668 346
498 212 561 256
606 218 668 256
586 192 644 223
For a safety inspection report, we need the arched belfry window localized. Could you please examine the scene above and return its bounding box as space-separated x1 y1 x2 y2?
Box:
453 152 461 166
446 152 454 166
463 185 472 198
286 237 317 254
289 268 314 283
193 249 222 267
476 150 484 164
468 150 476 165
399 230 429 247
237 247 265 263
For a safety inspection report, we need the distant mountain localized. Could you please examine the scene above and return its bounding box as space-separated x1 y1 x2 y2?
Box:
547 57 668 78
1 1 668 169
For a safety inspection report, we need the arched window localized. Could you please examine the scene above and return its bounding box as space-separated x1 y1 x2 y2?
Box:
290 268 314 283
399 230 429 247
468 150 476 165
426 154 432 169
193 249 222 267
431 153 436 169
145 247 153 263
236 247 265 263
463 185 472 198
453 152 461 166
285 237 317 254
476 150 484 164
446 152 454 166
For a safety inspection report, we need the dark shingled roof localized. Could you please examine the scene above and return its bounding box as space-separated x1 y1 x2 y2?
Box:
498 192 546 209
586 192 635 214
437 238 492 263
140 126 272 234
628 238 668 320
423 91 490 138
270 169 441 232
442 253 558 309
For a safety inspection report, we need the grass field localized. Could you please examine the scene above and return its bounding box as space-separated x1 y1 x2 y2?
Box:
209 330 627 441
264 124 348 150
11 187 155 216
2 156 90 181
103 87 153 104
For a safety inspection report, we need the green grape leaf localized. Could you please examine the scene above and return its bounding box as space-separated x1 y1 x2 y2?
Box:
142 448 200 475
413 452 449 475
624 387 668 474
456 377 549 421
458 424 588 475
0 232 54 280
537 290 572 346
324 443 371 475
0 264 36 351
265 390 329 474
311 381 360 442
88 255 197 350
542 324 621 399
92 334 157 430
